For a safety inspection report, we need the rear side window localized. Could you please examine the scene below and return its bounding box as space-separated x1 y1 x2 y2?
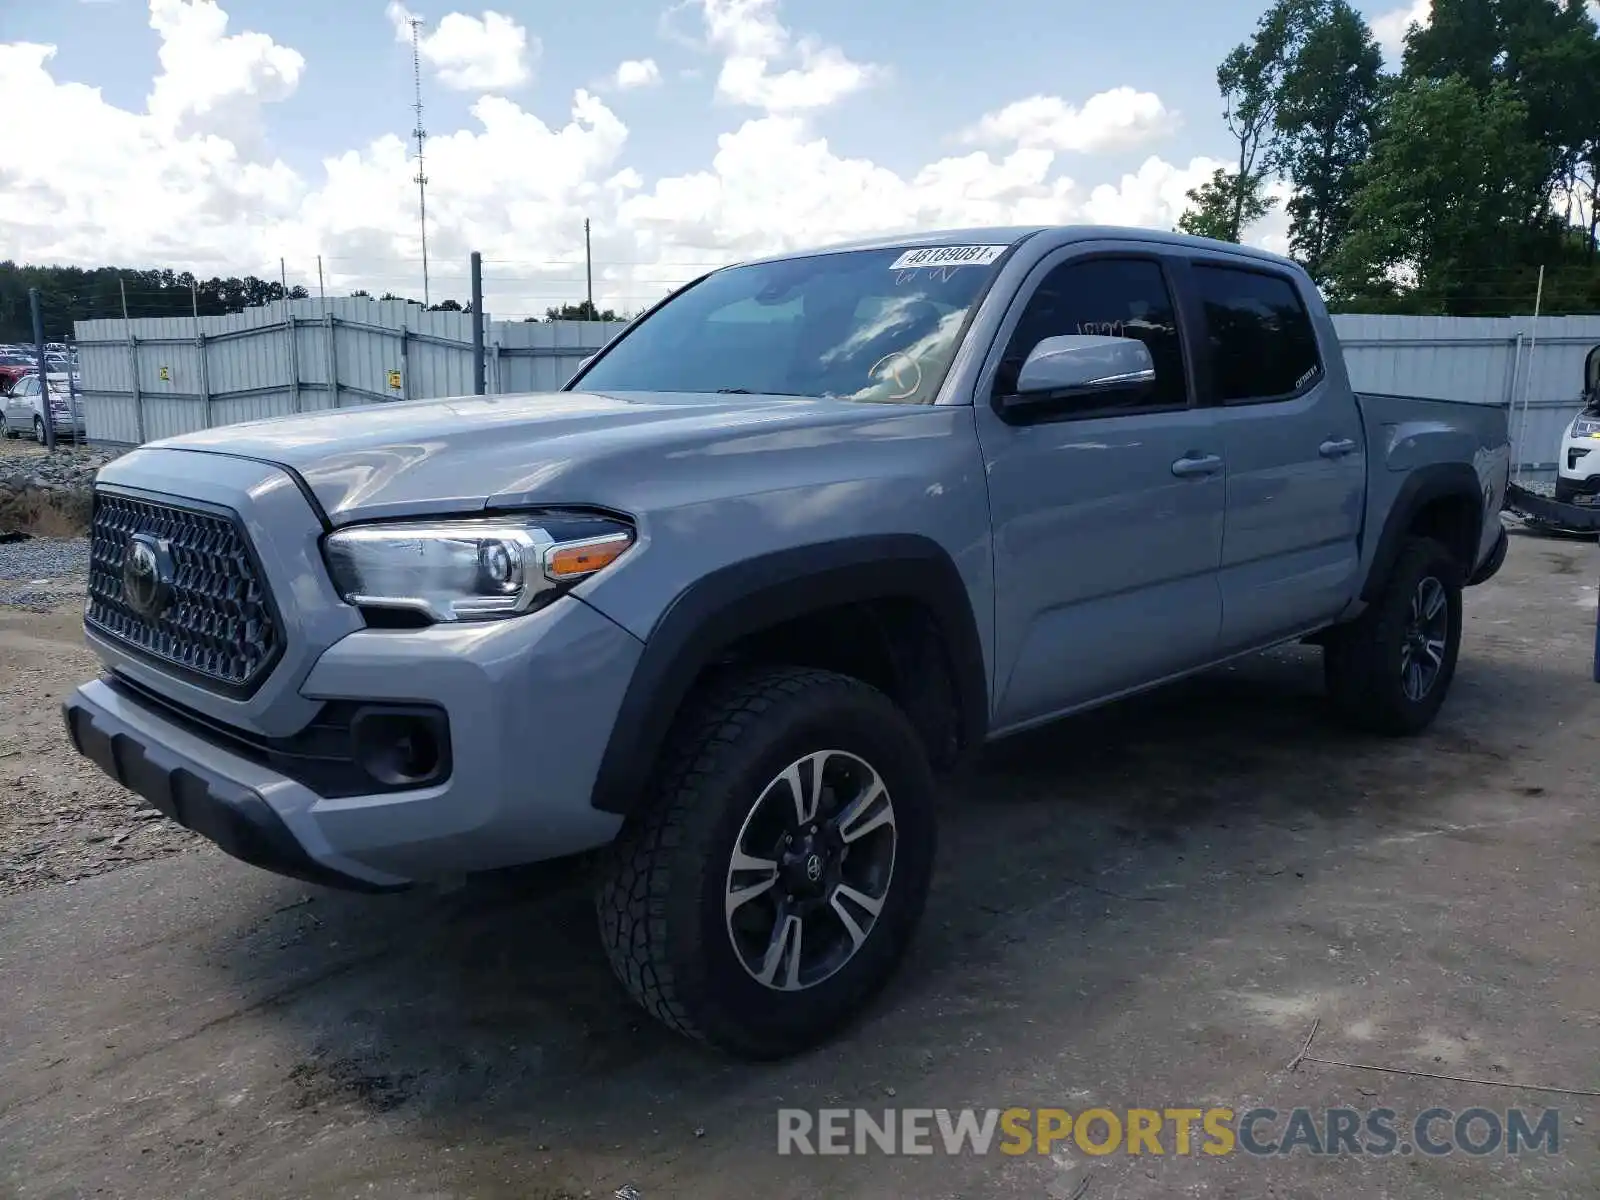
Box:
1193 265 1322 403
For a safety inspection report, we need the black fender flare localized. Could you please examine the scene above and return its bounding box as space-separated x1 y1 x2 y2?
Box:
1359 462 1486 603
588 533 989 816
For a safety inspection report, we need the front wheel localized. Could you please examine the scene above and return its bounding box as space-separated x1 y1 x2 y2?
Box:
1324 535 1464 735
597 666 937 1058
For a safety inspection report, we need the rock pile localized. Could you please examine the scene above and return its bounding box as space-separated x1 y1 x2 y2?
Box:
0 445 122 537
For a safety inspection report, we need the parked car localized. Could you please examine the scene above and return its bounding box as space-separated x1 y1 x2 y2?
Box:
2 372 86 442
62 225 1510 1058
1555 345 1600 506
0 350 38 392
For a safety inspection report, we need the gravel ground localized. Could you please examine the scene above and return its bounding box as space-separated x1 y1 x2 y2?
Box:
0 439 110 606
0 605 199 895
0 444 196 889
0 537 91 610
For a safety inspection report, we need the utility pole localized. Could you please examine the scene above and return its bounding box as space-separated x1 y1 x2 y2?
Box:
29 287 55 449
1515 263 1545 484
120 275 145 444
410 18 432 307
470 251 486 395
584 217 593 316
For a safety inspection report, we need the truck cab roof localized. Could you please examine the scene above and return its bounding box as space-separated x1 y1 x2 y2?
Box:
734 224 1300 273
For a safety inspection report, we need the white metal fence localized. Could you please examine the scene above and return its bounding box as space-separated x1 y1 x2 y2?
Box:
72 298 623 446
1332 313 1599 482
72 304 1599 480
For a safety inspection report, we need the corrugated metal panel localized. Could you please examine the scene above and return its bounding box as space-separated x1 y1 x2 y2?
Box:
492 319 627 394
1330 313 1600 478
73 305 1600 469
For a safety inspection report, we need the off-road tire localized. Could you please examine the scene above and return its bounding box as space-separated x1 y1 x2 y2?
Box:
1324 535 1464 736
597 666 937 1059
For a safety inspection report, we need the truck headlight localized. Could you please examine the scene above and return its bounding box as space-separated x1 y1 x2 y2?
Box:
322 511 635 622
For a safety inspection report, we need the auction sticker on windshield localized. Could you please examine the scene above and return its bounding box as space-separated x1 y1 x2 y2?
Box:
888 245 1008 270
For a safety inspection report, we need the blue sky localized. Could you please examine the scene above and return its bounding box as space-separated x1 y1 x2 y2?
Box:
1 0 1418 312
22 0 1409 180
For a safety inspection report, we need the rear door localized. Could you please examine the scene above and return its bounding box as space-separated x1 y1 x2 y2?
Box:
1188 260 1366 652
972 243 1225 729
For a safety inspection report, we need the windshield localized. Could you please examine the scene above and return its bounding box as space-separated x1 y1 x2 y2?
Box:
573 245 1012 404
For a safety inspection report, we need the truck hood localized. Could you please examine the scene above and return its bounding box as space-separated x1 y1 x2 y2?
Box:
150 390 927 522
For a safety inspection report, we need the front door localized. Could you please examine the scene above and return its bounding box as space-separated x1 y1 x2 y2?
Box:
972 247 1226 731
1189 261 1366 652
5 378 36 432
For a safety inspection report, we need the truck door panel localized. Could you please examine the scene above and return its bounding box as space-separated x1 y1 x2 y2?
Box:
1191 263 1365 651
972 247 1225 729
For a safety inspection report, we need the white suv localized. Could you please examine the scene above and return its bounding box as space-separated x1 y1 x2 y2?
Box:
1555 347 1600 507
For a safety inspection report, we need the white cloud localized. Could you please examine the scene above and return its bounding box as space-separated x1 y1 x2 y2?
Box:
146 0 304 146
3 0 1255 320
698 0 881 111
613 58 661 89
1081 154 1231 228
965 88 1180 155
386 1 535 92
1371 0 1429 65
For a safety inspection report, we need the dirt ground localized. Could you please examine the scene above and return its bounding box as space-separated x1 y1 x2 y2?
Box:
1 531 1597 1200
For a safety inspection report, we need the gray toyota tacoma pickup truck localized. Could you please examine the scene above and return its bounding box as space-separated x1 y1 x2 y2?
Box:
62 226 1510 1058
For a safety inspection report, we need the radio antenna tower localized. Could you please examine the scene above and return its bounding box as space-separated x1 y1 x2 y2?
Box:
409 17 431 306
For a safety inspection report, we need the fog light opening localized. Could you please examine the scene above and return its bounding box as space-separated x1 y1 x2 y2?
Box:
351 709 449 788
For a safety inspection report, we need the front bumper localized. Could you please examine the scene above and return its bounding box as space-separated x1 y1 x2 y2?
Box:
65 595 643 889
1554 473 1600 505
63 685 394 892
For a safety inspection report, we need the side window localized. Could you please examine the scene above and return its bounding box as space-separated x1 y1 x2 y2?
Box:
18 378 35 397
995 257 1187 412
1193 265 1323 403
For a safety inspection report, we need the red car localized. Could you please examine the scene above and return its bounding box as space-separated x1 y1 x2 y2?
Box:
0 351 39 391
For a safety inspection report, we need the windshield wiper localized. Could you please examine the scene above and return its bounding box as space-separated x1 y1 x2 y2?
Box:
716 387 755 394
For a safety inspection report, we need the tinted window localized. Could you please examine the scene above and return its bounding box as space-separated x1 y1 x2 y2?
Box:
1193 265 1322 402
996 257 1186 411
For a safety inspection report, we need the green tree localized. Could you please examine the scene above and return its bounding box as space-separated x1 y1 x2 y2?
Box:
1215 11 1294 241
1405 0 1600 250
1328 76 1553 312
1269 0 1387 279
545 300 621 321
0 262 307 341
1177 168 1276 241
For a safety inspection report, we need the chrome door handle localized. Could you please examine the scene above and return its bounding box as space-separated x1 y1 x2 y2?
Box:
1171 454 1223 478
1320 437 1357 458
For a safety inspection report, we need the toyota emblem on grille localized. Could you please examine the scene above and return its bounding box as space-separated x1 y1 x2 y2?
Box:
122 534 173 621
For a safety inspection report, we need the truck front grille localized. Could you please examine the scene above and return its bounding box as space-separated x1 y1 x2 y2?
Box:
86 491 283 695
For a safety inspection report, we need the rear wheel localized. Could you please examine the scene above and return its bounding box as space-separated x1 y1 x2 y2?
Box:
597 666 937 1058
33 416 45 444
1324 535 1463 735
